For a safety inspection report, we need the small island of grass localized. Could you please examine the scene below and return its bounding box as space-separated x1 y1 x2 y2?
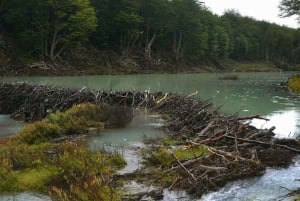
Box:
0 103 127 201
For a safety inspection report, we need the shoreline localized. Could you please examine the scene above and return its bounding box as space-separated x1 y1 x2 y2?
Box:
0 60 291 77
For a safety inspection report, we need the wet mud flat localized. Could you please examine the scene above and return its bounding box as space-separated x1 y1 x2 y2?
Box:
1 82 300 199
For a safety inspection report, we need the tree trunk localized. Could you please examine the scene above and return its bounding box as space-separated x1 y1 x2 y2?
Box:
176 31 183 61
50 26 58 61
145 32 157 62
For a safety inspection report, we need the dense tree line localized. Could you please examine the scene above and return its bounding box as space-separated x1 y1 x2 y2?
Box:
0 0 299 65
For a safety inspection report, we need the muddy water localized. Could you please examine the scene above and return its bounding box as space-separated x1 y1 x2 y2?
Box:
1 72 300 200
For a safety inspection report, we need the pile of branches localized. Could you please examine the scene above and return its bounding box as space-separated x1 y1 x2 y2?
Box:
151 93 300 196
0 82 161 121
1 82 300 197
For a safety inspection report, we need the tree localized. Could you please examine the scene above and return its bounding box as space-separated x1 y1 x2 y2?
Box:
2 0 97 61
43 0 97 61
139 0 170 62
279 0 300 23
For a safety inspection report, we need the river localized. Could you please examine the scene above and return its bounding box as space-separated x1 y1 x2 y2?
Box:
1 72 300 200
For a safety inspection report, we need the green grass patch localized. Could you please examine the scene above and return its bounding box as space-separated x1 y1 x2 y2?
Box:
142 145 209 168
173 145 209 161
288 74 300 94
16 166 60 192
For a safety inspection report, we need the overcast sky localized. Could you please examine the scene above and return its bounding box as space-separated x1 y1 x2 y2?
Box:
201 0 298 28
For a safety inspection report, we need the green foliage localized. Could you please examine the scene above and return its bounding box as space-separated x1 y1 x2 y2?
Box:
1 0 300 66
2 0 97 60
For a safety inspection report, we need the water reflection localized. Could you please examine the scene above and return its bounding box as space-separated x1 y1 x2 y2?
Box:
251 110 300 138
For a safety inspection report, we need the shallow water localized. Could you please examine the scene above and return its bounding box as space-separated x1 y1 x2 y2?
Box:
0 192 51 201
0 115 22 137
88 110 165 174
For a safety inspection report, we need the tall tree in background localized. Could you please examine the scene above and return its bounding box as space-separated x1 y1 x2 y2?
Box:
2 0 97 61
279 0 300 23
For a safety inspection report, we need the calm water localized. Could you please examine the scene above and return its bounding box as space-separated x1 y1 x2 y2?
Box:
1 72 300 200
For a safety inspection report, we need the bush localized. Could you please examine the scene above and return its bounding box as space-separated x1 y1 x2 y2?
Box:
44 103 106 135
12 121 61 144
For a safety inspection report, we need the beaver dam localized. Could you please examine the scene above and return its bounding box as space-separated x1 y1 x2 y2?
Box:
1 82 300 200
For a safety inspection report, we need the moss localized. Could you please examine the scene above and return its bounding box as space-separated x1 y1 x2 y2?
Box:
173 145 209 160
288 74 300 94
142 145 209 168
161 137 179 146
16 166 60 192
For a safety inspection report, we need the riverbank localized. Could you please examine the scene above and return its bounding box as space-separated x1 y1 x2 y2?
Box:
0 55 294 76
1 82 300 200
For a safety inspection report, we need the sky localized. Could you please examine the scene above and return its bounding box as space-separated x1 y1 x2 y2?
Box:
201 0 299 28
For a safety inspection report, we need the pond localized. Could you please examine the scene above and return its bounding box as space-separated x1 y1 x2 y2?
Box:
1 72 300 200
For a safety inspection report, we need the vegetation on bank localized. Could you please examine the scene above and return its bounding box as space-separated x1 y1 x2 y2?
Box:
288 74 300 94
0 0 299 74
0 103 126 200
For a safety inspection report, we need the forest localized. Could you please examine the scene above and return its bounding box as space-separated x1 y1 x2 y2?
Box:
0 0 299 71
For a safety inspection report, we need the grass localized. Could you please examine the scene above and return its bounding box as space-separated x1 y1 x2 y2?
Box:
142 144 209 168
0 103 127 201
288 74 300 94
140 140 210 188
16 166 59 192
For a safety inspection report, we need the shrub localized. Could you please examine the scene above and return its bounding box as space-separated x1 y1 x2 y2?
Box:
12 121 61 144
44 103 106 135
